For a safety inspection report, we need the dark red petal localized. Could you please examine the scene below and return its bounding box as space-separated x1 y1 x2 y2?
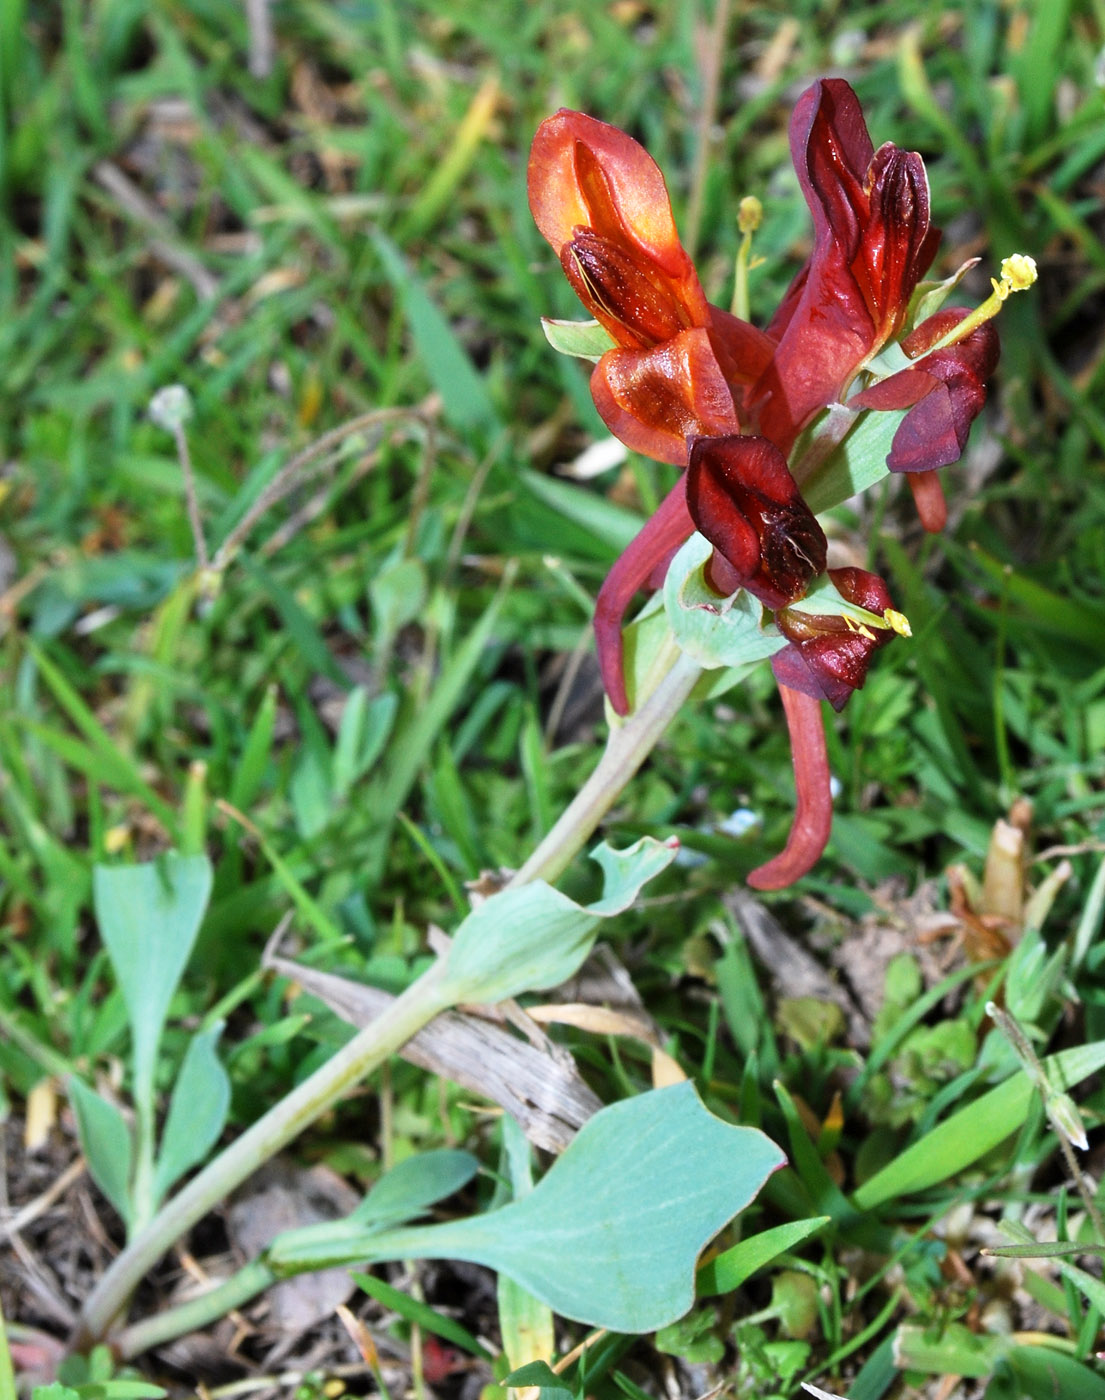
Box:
771 643 855 711
791 79 874 260
562 232 689 349
906 470 948 532
850 367 936 412
686 435 827 609
590 328 740 465
861 144 934 338
751 82 935 450
886 379 978 472
593 475 694 716
747 685 833 889
831 565 892 613
706 305 776 386
773 566 895 710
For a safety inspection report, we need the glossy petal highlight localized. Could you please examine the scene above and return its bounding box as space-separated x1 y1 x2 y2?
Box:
685 435 827 609
590 328 741 465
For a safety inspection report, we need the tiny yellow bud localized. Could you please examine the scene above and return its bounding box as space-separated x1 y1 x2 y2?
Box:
1000 253 1037 291
738 195 763 235
884 608 912 638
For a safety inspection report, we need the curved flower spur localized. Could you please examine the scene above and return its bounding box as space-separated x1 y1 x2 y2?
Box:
529 80 1035 888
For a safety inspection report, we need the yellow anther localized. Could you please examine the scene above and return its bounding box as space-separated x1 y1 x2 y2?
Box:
738 195 763 235
843 615 876 640
1000 253 1037 291
884 608 912 638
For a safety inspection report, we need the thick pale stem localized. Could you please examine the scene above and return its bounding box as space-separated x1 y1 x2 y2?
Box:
510 645 703 888
747 685 832 890
75 646 703 1352
71 959 454 1349
114 1261 277 1360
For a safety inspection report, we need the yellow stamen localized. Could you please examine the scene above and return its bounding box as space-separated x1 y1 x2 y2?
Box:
884 608 912 638
731 195 764 320
929 251 1038 351
738 195 763 235
843 615 877 640
1000 253 1037 292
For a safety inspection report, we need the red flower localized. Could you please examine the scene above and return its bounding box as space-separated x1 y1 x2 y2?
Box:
685 435 826 609
528 109 772 465
751 79 938 453
772 568 898 711
528 84 1020 887
528 109 773 713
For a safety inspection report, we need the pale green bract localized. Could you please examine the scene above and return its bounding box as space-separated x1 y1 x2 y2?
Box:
540 316 617 362
439 835 679 1004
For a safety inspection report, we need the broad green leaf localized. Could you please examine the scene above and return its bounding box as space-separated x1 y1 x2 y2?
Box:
93 854 213 1092
540 317 616 362
697 1217 830 1297
440 836 678 1004
663 533 784 672
68 1077 133 1226
271 1082 785 1333
1006 1343 1105 1399
503 1361 575 1400
855 1038 1105 1209
353 1149 480 1227
153 1024 230 1205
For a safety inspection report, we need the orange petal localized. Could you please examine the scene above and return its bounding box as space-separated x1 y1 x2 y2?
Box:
590 328 740 465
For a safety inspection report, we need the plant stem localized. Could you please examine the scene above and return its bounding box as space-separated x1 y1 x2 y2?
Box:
71 959 454 1350
75 642 701 1353
509 646 703 888
114 1261 277 1360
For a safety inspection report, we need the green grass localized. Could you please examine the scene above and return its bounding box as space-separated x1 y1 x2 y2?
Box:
3 1 1105 1396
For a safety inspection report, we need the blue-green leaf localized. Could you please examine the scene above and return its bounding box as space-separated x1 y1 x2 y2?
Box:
153 1023 230 1205
440 836 678 1004
93 854 213 1091
270 1082 785 1333
68 1077 133 1226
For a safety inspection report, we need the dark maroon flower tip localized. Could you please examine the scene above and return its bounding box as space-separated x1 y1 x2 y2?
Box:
594 475 695 715
685 435 827 609
747 684 833 890
752 80 937 452
772 567 896 711
851 310 1000 477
